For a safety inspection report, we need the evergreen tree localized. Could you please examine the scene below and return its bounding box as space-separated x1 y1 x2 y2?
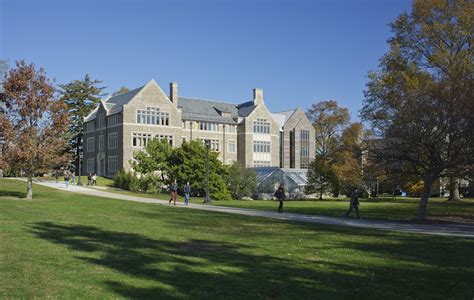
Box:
59 75 106 175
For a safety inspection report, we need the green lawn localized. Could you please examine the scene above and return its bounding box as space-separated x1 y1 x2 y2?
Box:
70 179 474 224
210 197 474 224
1 179 474 298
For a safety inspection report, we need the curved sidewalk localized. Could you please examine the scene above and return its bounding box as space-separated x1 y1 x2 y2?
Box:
35 180 474 239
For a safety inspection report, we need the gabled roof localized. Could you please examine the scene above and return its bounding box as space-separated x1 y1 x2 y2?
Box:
84 106 99 122
106 85 145 114
271 109 297 128
179 97 239 124
276 109 297 121
253 167 308 187
82 80 304 126
270 113 287 129
84 84 145 122
237 101 255 117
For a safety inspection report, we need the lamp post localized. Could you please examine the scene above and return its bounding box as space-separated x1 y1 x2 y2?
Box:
204 139 211 203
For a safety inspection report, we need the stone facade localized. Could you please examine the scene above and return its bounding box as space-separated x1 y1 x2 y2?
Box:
274 109 316 169
82 79 315 177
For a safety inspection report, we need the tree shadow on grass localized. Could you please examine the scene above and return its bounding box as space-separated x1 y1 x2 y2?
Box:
29 222 343 299
0 189 25 199
28 220 474 299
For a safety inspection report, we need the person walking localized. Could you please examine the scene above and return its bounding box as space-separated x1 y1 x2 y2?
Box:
71 173 76 185
64 171 70 188
274 184 286 213
92 173 97 186
345 187 361 219
184 182 191 206
87 172 92 186
168 179 178 206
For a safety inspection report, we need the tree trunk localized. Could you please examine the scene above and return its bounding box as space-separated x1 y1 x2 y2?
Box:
26 175 33 199
417 172 435 222
447 176 461 201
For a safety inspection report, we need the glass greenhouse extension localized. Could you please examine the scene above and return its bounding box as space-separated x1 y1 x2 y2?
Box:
253 167 308 199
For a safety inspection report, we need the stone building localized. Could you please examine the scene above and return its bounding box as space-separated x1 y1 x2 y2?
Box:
82 79 315 177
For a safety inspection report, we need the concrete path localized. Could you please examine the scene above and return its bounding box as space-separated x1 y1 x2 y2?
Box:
31 180 474 239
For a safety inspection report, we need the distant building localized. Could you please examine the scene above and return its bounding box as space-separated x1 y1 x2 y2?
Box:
82 79 315 177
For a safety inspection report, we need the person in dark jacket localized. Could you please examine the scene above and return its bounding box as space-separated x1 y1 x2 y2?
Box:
184 182 191 206
274 184 286 213
64 171 70 188
345 187 361 219
168 179 178 206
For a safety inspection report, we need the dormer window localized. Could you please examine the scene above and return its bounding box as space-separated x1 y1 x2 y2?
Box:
137 107 170 126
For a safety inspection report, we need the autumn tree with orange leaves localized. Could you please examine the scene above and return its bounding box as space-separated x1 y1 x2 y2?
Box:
0 61 70 199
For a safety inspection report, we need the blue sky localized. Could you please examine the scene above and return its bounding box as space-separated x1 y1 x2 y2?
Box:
1 0 411 120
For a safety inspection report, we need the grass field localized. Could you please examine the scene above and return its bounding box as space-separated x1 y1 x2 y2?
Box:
210 197 474 224
51 176 474 224
1 179 474 299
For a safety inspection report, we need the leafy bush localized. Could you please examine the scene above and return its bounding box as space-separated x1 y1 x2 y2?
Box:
227 163 257 199
113 170 140 192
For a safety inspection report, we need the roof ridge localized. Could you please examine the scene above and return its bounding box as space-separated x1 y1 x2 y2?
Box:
105 85 144 102
179 95 241 106
273 108 298 114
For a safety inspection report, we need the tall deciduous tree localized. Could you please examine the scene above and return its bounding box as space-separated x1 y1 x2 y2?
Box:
306 101 350 198
332 122 364 195
59 75 106 174
361 0 474 221
306 155 336 200
306 100 350 158
0 61 69 198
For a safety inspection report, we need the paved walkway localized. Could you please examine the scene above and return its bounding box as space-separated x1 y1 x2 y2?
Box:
32 180 474 239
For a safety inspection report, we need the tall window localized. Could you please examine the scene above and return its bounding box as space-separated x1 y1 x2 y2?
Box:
228 140 236 153
132 133 152 148
136 107 170 126
86 137 95 152
98 135 104 151
85 121 95 132
253 141 270 153
227 125 237 133
253 118 270 134
108 132 118 149
108 114 119 126
86 158 95 173
108 156 118 172
199 139 220 151
97 114 105 129
132 133 173 147
290 130 295 168
156 134 173 146
300 130 310 169
198 122 219 131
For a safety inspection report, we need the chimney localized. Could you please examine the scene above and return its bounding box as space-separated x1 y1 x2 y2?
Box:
170 82 178 104
253 88 263 105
